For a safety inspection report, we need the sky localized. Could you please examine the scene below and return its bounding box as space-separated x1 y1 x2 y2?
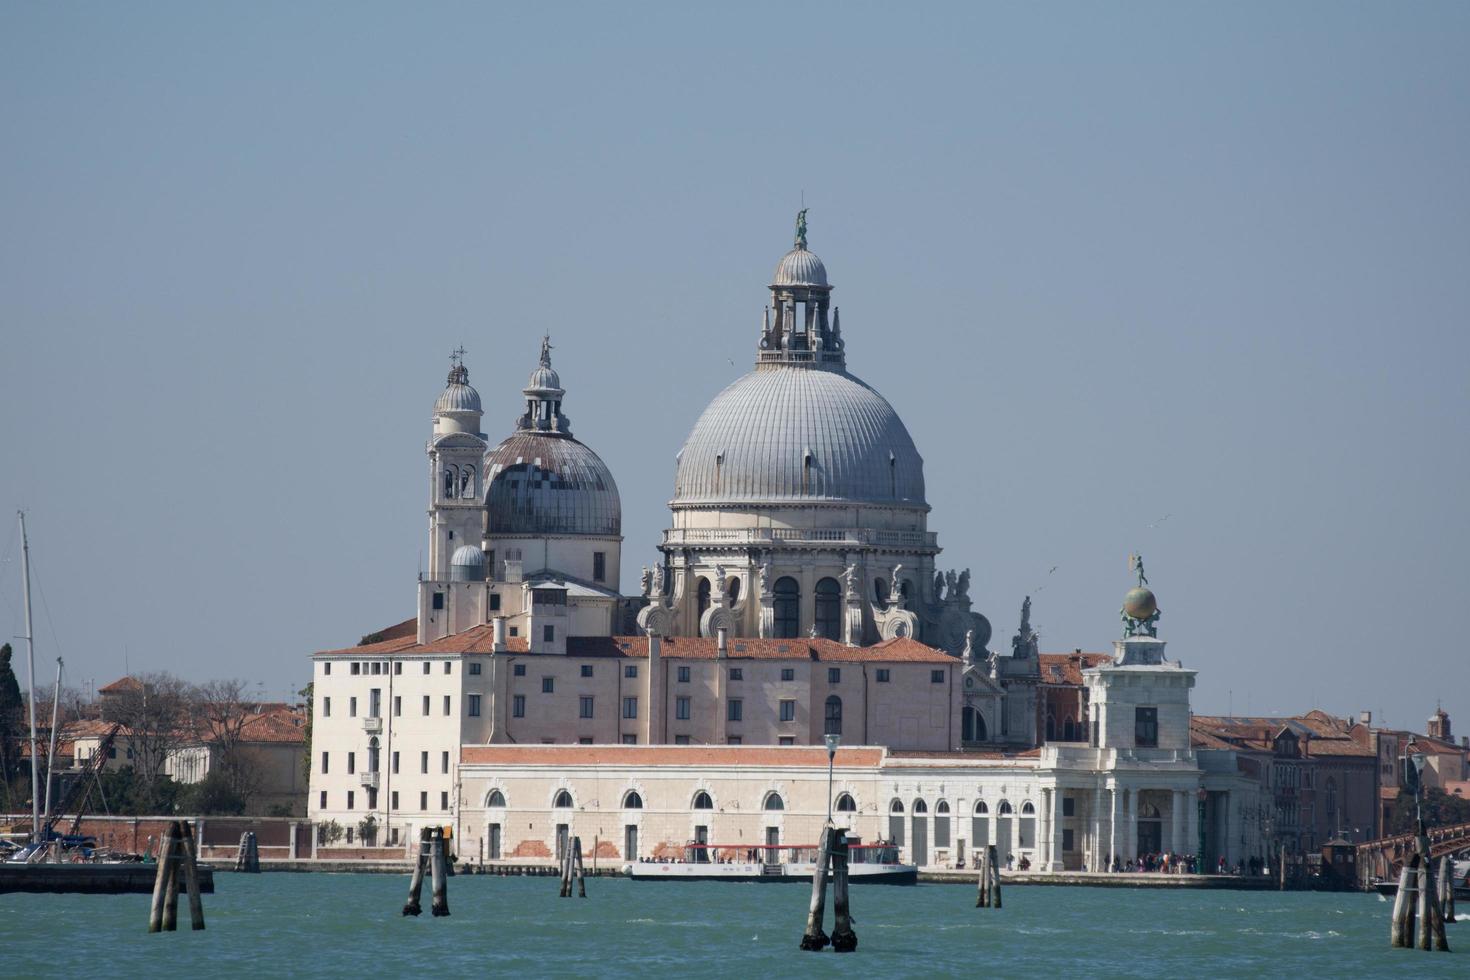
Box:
1 2 1466 732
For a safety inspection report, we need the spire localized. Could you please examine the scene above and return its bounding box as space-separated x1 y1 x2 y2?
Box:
518 337 571 436
447 346 469 386
765 213 841 370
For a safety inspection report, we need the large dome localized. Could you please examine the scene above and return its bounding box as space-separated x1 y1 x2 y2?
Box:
672 366 926 507
486 431 621 536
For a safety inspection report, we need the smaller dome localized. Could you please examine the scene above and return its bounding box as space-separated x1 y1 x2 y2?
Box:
450 545 486 582
525 364 563 393
1123 586 1158 620
436 362 482 414
773 246 829 287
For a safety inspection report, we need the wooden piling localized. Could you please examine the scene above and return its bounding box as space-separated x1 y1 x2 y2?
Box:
1278 844 1287 891
799 825 833 951
162 824 181 932
1416 852 1431 951
402 828 430 916
573 837 587 898
430 828 450 917
830 828 857 953
976 846 989 908
988 845 1002 909
181 822 206 931
148 821 178 934
1440 856 1455 924
558 842 572 897
1390 862 1414 948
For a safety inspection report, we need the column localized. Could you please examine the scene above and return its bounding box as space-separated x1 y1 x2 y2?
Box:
1124 788 1138 862
1049 786 1065 871
1186 789 1200 865
1108 786 1119 871
1091 787 1104 871
1037 790 1049 868
1170 790 1185 856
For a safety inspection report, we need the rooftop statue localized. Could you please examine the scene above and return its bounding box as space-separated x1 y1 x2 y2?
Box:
842 563 858 599
795 208 809 249
1121 553 1161 638
1011 595 1037 658
539 334 554 368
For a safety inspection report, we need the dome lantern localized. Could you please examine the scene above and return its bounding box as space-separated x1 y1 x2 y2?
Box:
759 210 844 370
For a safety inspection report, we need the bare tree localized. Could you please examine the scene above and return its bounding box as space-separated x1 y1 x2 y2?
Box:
104 672 190 806
189 679 267 806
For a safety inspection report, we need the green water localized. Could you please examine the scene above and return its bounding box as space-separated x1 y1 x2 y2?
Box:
0 874 1463 978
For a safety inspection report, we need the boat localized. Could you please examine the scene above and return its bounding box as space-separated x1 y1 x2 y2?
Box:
625 841 917 884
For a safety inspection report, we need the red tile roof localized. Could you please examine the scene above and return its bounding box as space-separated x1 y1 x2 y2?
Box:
1037 652 1111 685
461 744 885 768
98 676 143 694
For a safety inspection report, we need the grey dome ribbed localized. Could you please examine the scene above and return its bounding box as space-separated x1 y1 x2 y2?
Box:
486 431 622 536
773 247 828 287
451 545 485 566
672 366 925 506
435 381 482 414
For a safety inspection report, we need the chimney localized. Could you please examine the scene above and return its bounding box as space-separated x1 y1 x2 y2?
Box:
491 616 507 653
1359 710 1371 726
716 626 728 659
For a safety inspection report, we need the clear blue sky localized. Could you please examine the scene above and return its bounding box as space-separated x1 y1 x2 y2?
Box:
2 3 1466 731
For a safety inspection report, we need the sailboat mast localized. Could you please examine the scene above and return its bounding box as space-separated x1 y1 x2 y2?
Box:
43 657 62 827
18 511 40 845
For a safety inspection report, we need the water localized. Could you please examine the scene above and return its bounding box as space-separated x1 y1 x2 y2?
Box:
1 875 1463 978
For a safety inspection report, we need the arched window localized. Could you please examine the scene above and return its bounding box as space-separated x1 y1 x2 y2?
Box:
696 578 712 621
974 800 989 815
727 577 741 606
813 577 841 640
936 800 950 814
1045 709 1057 742
1139 803 1160 819
899 579 912 606
874 578 889 604
692 791 713 810
890 799 905 814
486 789 506 807
459 466 473 498
1020 801 1035 815
773 577 800 638
367 736 380 774
997 801 1012 815
913 798 928 814
763 792 785 811
443 466 457 499
1325 778 1337 826
623 791 643 809
553 790 573 808
824 695 843 736
1062 718 1078 742
836 793 857 812
962 706 987 743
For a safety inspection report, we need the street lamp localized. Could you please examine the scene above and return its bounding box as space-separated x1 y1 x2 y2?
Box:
824 733 840 824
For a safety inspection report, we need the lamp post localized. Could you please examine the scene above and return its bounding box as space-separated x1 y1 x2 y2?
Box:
824 734 840 824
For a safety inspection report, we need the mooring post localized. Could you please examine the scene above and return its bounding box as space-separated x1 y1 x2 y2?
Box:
1416 849 1431 951
181 821 206 931
248 831 261 873
1278 844 1287 891
148 821 178 933
830 828 857 952
430 828 450 917
235 832 248 872
403 827 430 916
799 824 833 951
573 837 587 898
976 846 989 908
1391 861 1414 948
162 821 181 932
988 844 1002 909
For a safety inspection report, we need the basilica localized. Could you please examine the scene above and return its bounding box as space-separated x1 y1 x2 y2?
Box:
307 217 1266 872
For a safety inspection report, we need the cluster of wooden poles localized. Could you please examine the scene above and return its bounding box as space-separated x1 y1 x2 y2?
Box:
234 832 261 873
800 824 858 952
402 827 452 917
148 820 206 933
975 844 1003 908
1389 846 1455 952
558 836 588 898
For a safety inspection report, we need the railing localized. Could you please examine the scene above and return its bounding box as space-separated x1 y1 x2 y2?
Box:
661 527 937 549
363 716 383 734
359 772 380 789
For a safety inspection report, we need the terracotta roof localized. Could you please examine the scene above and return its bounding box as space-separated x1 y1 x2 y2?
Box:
1038 652 1111 685
320 627 955 664
1189 715 1374 757
238 710 307 744
98 676 143 694
461 744 885 768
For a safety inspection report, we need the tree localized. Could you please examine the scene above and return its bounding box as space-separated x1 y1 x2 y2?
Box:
104 672 190 812
0 644 24 809
188 679 261 807
179 769 247 816
1387 785 1470 835
298 682 313 783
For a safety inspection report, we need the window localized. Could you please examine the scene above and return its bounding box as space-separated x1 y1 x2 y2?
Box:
392 751 399 774
321 751 329 774
319 790 326 809
729 668 743 681
836 793 857 812
554 790 573 808
697 577 711 621
543 625 555 643
487 789 506 807
469 662 482 676
824 695 842 735
773 577 800 638
351 662 360 675
509 626 519 636
423 662 431 675
890 799 905 814
931 669 945 684
963 706 987 742
391 791 399 810
727 699 742 722
346 791 354 810
349 697 357 717
1063 796 1075 817
676 696 691 720
623 791 643 809
693 792 713 809
441 751 450 774
876 669 890 683
489 593 501 611
444 661 452 675
781 668 794 682
443 695 451 716
432 592 444 610
779 699 796 722
828 667 841 684
422 695 430 716
727 735 742 745
913 798 928 814
441 792 449 810
542 677 555 694
513 695 526 718
420 751 428 774
420 792 428 811
580 696 595 719
346 827 354 844
623 697 638 720
624 665 638 679
371 661 380 675
813 577 841 639
621 734 637 744
1135 707 1159 748
347 752 355 775
764 792 785 811
778 736 795 746
324 663 331 676
323 697 331 718
593 551 606 582
581 665 594 678
674 735 691 745
1063 828 1074 852
677 666 690 683
514 664 526 677
393 662 402 675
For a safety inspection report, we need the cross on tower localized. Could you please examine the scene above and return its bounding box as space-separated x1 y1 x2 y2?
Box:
449 346 467 368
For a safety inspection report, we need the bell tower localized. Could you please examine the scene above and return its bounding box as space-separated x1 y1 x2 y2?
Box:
426 349 488 581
